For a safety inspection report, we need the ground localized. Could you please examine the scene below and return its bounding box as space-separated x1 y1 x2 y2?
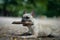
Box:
0 17 60 40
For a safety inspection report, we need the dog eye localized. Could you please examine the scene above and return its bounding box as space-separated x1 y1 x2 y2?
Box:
26 16 29 19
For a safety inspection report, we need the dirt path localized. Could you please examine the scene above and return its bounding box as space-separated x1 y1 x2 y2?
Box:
0 17 60 40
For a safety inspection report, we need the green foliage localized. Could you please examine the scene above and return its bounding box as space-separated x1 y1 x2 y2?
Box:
0 0 60 17
46 0 60 17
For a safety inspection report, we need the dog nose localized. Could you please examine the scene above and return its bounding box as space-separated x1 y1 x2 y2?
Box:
21 19 25 22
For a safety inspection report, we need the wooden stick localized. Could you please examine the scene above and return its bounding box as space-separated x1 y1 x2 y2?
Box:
12 21 22 24
12 21 33 24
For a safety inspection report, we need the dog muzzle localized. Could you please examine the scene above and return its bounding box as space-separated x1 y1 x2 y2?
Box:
21 20 33 26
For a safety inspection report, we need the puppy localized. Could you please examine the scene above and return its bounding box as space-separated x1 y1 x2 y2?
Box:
20 11 60 38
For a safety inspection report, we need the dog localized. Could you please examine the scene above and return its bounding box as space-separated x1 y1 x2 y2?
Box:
20 10 60 38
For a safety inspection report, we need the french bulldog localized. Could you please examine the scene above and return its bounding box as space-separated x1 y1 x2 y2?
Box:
20 10 60 38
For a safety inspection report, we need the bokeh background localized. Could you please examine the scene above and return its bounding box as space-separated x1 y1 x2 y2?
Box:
0 0 60 40
0 0 60 17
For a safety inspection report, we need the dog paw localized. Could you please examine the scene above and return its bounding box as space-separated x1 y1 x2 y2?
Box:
47 34 54 38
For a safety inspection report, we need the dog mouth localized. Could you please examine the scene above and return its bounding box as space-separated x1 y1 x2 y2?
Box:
21 20 33 26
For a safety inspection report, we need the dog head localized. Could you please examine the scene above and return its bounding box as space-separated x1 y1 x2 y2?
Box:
21 10 35 26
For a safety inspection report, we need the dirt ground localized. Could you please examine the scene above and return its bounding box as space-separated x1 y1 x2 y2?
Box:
0 17 60 40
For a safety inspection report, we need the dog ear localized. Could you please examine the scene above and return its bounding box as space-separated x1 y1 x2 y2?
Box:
23 9 27 14
31 10 35 17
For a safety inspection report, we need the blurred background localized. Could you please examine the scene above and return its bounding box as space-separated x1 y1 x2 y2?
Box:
0 0 60 40
0 0 60 17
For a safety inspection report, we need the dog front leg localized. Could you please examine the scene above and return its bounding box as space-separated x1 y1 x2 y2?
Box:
20 35 37 38
20 32 38 38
